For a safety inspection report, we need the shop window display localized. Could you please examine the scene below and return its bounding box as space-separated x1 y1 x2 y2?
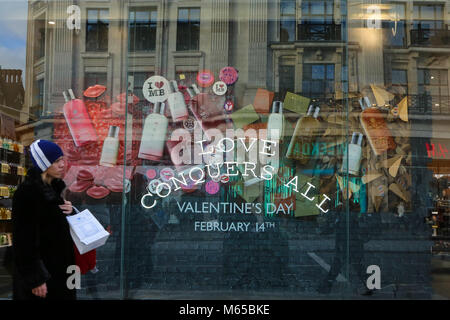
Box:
0 0 450 300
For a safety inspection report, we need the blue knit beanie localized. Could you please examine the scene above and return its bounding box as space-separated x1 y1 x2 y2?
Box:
29 140 64 173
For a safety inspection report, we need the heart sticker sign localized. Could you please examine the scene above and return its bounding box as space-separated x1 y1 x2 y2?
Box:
212 81 227 96
143 75 170 103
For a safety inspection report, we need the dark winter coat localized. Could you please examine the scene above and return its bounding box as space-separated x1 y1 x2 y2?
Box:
12 167 76 300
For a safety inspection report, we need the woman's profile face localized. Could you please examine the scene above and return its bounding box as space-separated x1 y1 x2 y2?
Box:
45 157 65 179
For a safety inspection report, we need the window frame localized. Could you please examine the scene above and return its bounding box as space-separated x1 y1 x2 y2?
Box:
382 2 407 48
418 68 449 114
302 63 335 99
413 3 444 30
86 8 109 52
84 72 107 90
176 7 201 52
280 0 297 42
128 7 158 52
298 0 338 41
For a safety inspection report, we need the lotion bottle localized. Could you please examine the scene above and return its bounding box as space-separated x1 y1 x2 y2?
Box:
63 89 98 147
341 132 364 175
100 126 120 167
286 105 321 164
167 80 189 122
187 84 229 139
359 96 396 156
138 102 168 161
267 101 284 142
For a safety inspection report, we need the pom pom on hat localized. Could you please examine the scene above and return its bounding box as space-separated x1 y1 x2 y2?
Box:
30 140 64 173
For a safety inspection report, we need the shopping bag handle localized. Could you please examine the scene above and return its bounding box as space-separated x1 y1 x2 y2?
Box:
72 205 81 215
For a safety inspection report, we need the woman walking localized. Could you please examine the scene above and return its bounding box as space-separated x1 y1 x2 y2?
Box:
12 140 76 300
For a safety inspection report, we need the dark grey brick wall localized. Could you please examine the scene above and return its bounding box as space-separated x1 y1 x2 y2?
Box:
74 196 433 299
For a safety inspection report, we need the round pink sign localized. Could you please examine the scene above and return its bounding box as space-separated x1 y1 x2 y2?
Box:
219 67 238 85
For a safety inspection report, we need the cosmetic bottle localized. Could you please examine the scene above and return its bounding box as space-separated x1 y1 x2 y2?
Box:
138 102 168 161
167 80 189 122
267 101 284 142
286 105 321 164
100 126 120 167
341 132 364 175
359 96 396 156
63 89 98 147
187 84 230 139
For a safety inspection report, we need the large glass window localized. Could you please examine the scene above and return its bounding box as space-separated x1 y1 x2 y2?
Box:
2 0 450 303
30 79 44 119
34 19 45 60
413 4 444 30
279 65 295 99
84 72 107 89
383 3 406 47
280 0 296 42
299 0 339 41
411 4 445 46
390 69 408 95
418 69 449 114
129 7 157 52
176 8 200 51
86 9 109 52
302 63 335 98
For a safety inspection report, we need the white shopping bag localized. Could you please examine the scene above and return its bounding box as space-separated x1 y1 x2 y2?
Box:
66 207 110 254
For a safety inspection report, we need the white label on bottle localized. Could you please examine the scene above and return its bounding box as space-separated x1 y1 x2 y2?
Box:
100 139 119 166
142 75 170 103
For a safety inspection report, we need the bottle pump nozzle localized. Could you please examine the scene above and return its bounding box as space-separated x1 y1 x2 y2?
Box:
313 106 320 118
352 132 363 146
108 126 120 139
159 102 166 115
62 91 69 103
187 84 200 98
272 101 283 114
68 89 76 100
169 80 179 93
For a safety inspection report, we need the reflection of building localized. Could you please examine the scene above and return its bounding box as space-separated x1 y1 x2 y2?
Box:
0 68 24 122
22 0 450 177
24 0 449 111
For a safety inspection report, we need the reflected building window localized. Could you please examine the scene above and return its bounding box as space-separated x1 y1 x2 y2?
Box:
280 0 296 42
30 79 44 119
299 0 339 41
175 71 197 88
86 9 109 52
418 69 449 114
129 7 157 52
278 65 295 100
390 69 408 96
411 4 445 46
302 63 335 99
34 19 45 60
383 3 406 47
84 72 107 89
176 8 200 51
37 79 44 107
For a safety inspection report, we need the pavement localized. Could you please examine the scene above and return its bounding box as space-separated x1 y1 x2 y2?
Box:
0 237 449 300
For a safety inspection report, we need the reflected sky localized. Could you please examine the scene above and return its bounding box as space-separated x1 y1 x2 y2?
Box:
0 0 28 80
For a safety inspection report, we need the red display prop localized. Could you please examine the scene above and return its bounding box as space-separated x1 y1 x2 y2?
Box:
74 244 96 275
